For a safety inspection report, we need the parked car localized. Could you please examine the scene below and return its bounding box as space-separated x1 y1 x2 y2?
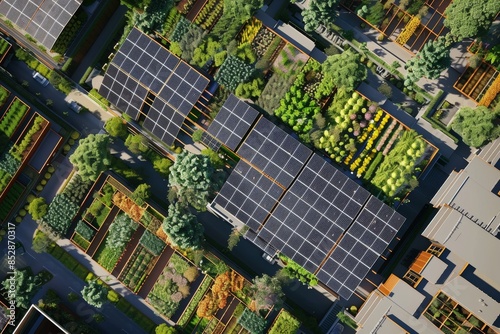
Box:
32 71 49 86
262 252 275 264
67 100 82 113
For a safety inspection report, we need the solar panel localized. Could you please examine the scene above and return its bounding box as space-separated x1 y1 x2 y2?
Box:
238 117 312 188
213 161 283 232
98 63 147 120
158 61 209 116
142 98 186 146
201 132 222 152
0 0 82 49
207 94 260 151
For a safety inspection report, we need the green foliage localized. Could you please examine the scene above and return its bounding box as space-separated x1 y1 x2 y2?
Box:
192 129 203 142
336 311 358 329
201 148 224 169
155 324 176 334
451 105 500 147
0 38 10 56
371 130 425 197
278 254 318 286
191 37 222 67
169 151 215 210
28 197 48 220
176 23 206 62
134 0 174 34
365 1 385 26
0 97 29 140
69 134 111 181
363 151 384 180
42 194 79 236
215 55 255 91
250 274 284 311
124 134 148 154
444 0 499 41
162 202 204 250
170 17 192 42
89 89 110 108
52 10 87 54
275 78 321 134
11 116 44 160
303 0 340 32
106 213 138 250
163 7 181 36
75 221 95 241
405 37 450 86
62 173 92 204
32 230 52 253
233 42 257 63
238 308 267 334
235 77 265 99
268 310 300 334
0 151 21 175
131 183 151 206
139 230 165 256
81 280 108 308
319 49 367 93
105 117 127 138
223 0 263 24
153 158 173 177
1 269 44 309
177 278 212 326
0 85 9 106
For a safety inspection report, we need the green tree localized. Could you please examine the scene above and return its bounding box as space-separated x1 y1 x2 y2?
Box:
444 0 500 42
318 49 367 95
134 0 174 34
192 129 203 142
69 134 111 181
404 37 451 87
223 0 263 23
153 158 173 176
169 151 215 211
104 117 127 138
451 106 500 148
201 148 225 170
81 280 108 309
131 183 151 206
124 134 148 154
28 197 48 220
162 202 204 250
155 324 177 334
302 0 340 32
250 274 284 311
1 269 43 309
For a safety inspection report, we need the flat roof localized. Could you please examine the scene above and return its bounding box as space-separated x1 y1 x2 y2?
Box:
431 156 500 234
442 276 500 328
420 256 447 284
422 206 500 289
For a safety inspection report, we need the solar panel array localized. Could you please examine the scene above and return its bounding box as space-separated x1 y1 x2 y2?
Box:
317 197 405 299
256 154 371 275
99 28 209 146
207 94 259 151
0 0 82 49
213 161 283 232
238 117 312 188
201 132 222 152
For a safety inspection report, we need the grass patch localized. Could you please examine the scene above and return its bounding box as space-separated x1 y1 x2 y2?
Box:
94 242 122 272
72 233 90 250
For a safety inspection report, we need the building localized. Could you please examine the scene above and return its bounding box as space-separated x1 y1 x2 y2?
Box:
13 305 69 334
354 156 500 334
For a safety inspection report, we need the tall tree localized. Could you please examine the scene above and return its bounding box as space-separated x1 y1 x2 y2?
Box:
250 274 284 311
302 0 340 32
81 280 108 309
28 197 48 220
69 134 111 181
162 203 204 250
451 105 500 148
404 37 451 87
155 324 177 334
223 0 264 24
1 269 43 309
134 0 174 34
444 0 500 42
104 117 127 138
169 151 215 211
318 49 367 95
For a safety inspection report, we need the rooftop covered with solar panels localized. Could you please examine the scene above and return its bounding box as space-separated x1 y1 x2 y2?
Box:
99 27 210 146
209 100 406 300
0 0 82 49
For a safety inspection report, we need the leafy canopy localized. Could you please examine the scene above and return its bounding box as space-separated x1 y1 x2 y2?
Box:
302 0 340 32
81 280 108 309
1 269 43 309
69 134 111 181
320 49 367 93
444 0 500 41
131 183 151 206
104 117 127 138
223 0 264 24
162 202 204 250
405 37 450 86
169 151 215 210
28 197 48 220
250 274 284 311
451 105 500 148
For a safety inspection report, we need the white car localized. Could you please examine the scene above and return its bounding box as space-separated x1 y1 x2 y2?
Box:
32 72 49 86
262 253 275 264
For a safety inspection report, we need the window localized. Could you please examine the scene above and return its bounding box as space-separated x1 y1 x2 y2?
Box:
427 243 445 257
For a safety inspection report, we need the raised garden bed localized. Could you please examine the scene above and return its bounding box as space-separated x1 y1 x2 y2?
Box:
119 244 158 292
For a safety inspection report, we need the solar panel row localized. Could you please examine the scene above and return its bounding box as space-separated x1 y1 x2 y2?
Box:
0 0 81 49
99 27 209 146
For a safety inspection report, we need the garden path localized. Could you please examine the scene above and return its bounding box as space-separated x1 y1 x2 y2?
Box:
136 247 175 299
